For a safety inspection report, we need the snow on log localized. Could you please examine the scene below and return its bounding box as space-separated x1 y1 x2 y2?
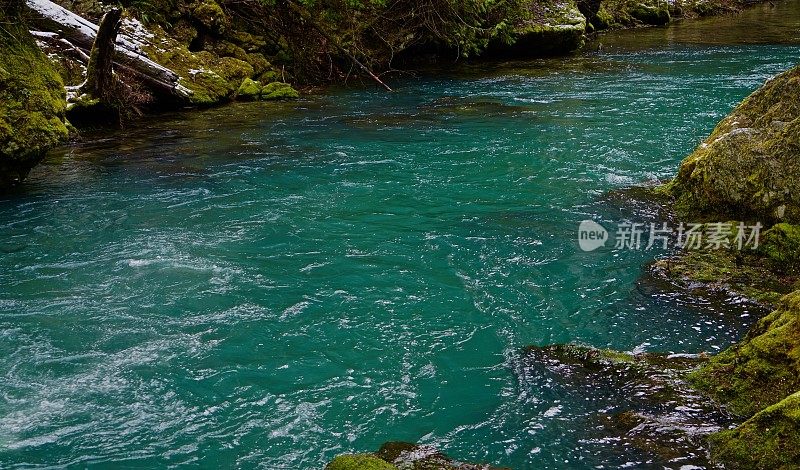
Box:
25 0 192 98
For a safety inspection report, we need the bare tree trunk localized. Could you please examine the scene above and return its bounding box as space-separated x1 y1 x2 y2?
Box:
81 8 121 101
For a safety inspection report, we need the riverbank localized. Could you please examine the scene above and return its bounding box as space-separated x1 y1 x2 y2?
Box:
465 58 800 470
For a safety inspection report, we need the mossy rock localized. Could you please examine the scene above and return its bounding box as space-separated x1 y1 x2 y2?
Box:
208 40 249 62
0 8 69 187
244 53 272 77
708 390 800 469
593 4 615 29
226 30 268 51
143 25 256 105
192 0 227 33
168 19 198 44
261 82 299 100
235 79 299 101
325 454 397 470
689 0 733 17
650 238 797 307
689 290 800 417
759 223 800 269
663 65 800 224
491 0 587 56
236 78 262 99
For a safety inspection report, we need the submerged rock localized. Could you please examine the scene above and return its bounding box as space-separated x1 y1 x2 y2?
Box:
0 3 69 187
325 442 508 469
662 65 800 224
515 344 729 467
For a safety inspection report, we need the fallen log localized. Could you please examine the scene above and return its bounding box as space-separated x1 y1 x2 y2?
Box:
25 0 192 99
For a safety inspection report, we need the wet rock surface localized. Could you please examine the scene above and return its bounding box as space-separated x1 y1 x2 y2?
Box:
514 344 732 468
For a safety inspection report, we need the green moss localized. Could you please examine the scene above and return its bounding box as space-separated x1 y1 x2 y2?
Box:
708 391 800 469
0 8 69 186
244 53 272 77
236 78 262 99
168 19 198 44
594 4 615 29
261 82 299 100
500 0 586 55
760 223 800 269
209 40 249 62
325 454 397 470
143 26 260 105
689 290 800 417
192 0 227 33
651 240 796 307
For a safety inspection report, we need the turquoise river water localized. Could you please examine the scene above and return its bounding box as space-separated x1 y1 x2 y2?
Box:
1 3 799 468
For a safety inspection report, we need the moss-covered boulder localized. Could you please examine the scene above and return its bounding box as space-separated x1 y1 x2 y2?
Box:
708 390 800 469
594 0 671 28
192 0 227 33
141 24 259 105
689 290 800 418
663 65 800 224
261 82 299 100
236 78 262 99
0 6 69 187
627 2 670 25
492 0 587 56
236 79 299 101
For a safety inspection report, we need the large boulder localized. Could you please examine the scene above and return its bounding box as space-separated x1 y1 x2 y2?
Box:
663 65 800 224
